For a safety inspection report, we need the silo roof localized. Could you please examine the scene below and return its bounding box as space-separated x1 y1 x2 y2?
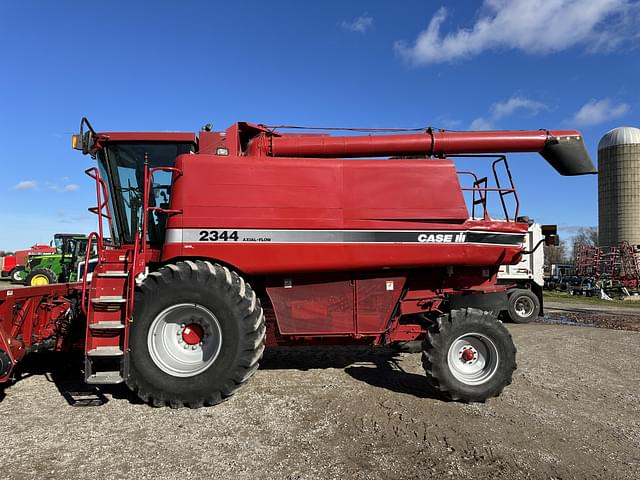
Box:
598 126 640 150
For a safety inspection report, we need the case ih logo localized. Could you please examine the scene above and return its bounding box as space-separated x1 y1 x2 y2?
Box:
418 233 467 243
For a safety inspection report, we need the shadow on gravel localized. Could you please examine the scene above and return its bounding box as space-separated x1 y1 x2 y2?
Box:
261 346 444 400
2 346 443 405
3 351 142 407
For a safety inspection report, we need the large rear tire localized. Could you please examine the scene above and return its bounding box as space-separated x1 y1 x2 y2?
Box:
126 260 265 408
422 308 516 402
25 268 57 286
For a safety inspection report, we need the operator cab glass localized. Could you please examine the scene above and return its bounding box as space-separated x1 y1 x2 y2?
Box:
53 235 64 253
97 142 194 245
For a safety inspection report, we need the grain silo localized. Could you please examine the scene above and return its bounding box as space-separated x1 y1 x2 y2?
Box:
598 126 640 247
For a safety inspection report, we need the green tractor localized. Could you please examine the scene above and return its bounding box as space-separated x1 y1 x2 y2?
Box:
23 233 89 286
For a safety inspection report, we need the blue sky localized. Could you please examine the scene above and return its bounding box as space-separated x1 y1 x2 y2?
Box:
0 0 638 250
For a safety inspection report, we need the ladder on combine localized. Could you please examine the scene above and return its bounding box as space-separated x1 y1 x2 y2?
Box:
80 168 135 384
81 162 181 384
82 238 132 384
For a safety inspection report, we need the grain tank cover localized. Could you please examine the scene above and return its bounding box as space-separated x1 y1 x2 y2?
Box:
598 127 640 150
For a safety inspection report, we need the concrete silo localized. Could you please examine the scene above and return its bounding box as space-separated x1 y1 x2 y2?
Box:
598 126 640 247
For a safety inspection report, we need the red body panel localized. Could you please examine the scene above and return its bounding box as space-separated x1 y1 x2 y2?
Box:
265 273 406 337
163 154 526 274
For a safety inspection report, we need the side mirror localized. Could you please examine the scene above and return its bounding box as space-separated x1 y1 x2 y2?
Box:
72 117 97 155
541 224 559 246
545 234 560 246
541 224 558 236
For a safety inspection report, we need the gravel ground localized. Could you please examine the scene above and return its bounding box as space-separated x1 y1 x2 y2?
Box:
1 322 638 480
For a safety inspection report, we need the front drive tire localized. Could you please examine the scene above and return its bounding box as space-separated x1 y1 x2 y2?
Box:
506 289 540 324
422 308 516 402
126 260 266 408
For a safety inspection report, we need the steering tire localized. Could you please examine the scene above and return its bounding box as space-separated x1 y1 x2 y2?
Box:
422 308 517 402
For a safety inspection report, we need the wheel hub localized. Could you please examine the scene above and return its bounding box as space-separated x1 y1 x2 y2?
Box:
148 305 222 377
31 274 49 286
447 333 499 386
515 297 534 316
180 323 204 346
459 345 478 364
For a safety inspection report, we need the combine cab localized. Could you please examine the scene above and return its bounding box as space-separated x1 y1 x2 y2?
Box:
0 117 595 407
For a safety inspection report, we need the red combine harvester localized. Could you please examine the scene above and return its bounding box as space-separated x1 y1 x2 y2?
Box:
0 118 595 407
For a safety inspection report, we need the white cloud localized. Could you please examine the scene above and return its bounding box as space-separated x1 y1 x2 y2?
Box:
13 180 37 190
341 14 374 33
395 0 636 65
48 182 80 193
491 96 548 119
61 183 79 192
569 98 630 126
470 117 494 130
470 95 548 130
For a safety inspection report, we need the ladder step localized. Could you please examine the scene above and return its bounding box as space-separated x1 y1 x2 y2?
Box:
91 296 127 304
97 271 129 278
86 371 124 385
87 347 124 357
89 321 125 330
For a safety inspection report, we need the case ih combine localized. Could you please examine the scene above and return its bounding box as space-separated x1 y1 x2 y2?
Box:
0 118 595 407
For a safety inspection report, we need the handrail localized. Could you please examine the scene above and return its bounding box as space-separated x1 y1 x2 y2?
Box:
129 161 183 320
81 231 102 316
492 157 520 221
127 230 140 321
141 163 184 248
454 154 520 221
84 167 115 242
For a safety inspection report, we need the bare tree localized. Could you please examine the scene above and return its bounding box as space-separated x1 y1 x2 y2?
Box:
573 227 598 247
544 239 568 271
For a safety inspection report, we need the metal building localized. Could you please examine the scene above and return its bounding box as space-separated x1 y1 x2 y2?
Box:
598 126 640 247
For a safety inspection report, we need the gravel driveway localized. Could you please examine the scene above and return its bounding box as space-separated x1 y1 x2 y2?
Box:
0 322 638 480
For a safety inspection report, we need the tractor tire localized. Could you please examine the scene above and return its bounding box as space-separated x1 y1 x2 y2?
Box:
25 268 58 286
422 308 516 402
506 289 540 324
9 266 25 283
126 260 265 408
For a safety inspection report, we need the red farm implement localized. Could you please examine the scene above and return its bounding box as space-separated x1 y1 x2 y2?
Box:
572 241 640 295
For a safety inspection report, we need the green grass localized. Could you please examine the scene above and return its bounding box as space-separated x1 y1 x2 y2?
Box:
543 290 640 308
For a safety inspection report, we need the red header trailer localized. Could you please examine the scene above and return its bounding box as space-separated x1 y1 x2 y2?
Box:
0 118 595 409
